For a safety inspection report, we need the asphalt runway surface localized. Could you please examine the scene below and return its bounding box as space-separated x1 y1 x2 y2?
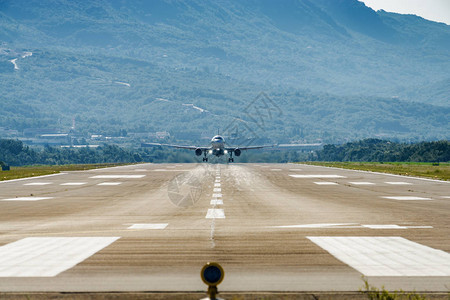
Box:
0 163 449 294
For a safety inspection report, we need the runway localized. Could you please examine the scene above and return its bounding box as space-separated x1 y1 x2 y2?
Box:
0 163 449 293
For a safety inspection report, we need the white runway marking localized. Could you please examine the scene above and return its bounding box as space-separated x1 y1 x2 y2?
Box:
271 169 282 171
382 196 432 201
307 236 450 276
128 223 168 229
0 173 67 184
349 182 375 185
213 188 221 192
441 196 450 199
215 179 220 183
212 193 222 198
362 225 433 229
289 169 302 171
97 182 122 186
214 183 221 187
210 199 223 205
314 182 338 185
385 182 412 185
206 209 225 219
152 169 189 172
90 175 145 179
275 223 358 229
0 237 119 277
60 182 87 186
290 174 346 178
216 176 221 180
134 169 147 172
2 197 53 201
24 182 52 186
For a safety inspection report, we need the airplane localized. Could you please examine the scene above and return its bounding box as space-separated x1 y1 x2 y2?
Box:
142 135 271 162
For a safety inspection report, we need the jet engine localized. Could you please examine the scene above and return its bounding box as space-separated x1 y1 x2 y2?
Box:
195 148 203 156
234 148 241 156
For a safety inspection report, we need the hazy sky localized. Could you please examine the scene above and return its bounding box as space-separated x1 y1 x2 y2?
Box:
361 0 450 25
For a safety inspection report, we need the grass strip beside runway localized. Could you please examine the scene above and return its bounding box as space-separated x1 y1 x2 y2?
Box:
302 162 450 181
0 163 131 181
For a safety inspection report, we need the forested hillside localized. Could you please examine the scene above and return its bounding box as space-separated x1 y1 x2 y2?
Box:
0 0 449 143
1 138 448 166
316 139 450 162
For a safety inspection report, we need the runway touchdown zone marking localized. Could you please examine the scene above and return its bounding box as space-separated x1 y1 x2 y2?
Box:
314 182 338 185
97 182 122 186
2 197 53 201
308 236 450 276
0 237 119 277
128 224 168 230
290 174 346 179
382 196 432 201
89 175 145 179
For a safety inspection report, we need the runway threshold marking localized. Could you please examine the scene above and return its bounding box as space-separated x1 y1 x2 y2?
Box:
127 223 168 229
0 237 119 277
290 174 346 178
2 197 53 201
382 196 432 201
307 236 450 276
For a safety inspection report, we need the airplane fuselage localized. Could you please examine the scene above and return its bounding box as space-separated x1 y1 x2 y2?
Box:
210 135 227 157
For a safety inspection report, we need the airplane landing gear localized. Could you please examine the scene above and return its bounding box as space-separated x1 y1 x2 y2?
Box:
203 156 208 162
228 157 234 163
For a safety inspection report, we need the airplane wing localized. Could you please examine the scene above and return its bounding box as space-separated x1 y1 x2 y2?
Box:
141 142 210 151
225 145 274 151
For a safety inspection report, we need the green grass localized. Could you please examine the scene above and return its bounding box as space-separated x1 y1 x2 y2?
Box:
0 163 132 181
361 278 431 300
301 162 450 181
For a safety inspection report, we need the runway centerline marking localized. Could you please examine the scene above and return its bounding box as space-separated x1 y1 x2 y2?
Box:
23 182 52 186
382 196 432 201
290 174 346 178
212 193 222 198
213 188 221 192
210 199 223 205
349 182 375 185
97 182 122 186
385 182 412 185
206 209 225 219
214 183 221 187
307 236 450 276
90 175 145 179
127 224 168 230
60 182 87 186
0 237 119 277
2 197 53 201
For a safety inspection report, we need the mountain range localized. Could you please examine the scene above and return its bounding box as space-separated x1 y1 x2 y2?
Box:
0 0 449 144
